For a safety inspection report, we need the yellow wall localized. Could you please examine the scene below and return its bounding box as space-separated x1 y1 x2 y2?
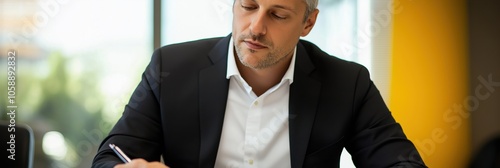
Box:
390 0 470 167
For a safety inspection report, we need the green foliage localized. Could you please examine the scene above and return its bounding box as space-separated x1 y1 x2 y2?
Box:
1 52 116 167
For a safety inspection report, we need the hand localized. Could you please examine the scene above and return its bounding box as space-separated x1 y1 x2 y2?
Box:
114 159 169 168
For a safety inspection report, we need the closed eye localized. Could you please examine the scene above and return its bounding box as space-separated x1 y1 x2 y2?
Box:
241 5 257 11
272 13 287 20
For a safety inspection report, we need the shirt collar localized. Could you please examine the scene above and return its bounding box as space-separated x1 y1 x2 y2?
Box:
226 37 296 84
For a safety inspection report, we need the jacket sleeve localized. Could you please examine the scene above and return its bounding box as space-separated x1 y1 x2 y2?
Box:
92 49 165 168
345 66 427 168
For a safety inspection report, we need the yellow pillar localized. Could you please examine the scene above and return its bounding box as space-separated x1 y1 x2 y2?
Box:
390 0 470 167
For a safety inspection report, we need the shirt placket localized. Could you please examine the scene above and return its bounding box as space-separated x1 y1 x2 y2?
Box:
243 97 263 168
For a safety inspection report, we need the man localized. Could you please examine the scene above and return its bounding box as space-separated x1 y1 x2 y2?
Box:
93 0 427 167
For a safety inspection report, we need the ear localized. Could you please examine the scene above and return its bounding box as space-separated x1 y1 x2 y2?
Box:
301 9 319 37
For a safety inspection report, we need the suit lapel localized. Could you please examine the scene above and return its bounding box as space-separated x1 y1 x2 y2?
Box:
198 36 230 168
289 42 321 168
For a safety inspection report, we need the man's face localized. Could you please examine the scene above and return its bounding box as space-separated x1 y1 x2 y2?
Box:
232 0 317 70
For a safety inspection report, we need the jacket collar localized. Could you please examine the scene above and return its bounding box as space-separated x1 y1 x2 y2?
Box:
288 41 321 168
198 34 231 168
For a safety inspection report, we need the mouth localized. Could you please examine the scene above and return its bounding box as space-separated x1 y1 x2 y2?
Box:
243 40 268 50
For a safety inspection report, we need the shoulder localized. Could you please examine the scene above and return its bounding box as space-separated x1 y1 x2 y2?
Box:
150 37 226 69
298 39 369 80
158 37 223 54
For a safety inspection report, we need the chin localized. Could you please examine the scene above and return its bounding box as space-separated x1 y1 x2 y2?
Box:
239 56 261 69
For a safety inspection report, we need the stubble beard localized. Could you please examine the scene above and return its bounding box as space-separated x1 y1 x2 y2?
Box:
234 34 291 70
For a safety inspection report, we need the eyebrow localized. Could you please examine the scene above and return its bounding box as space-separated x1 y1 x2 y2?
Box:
245 0 298 14
273 4 298 14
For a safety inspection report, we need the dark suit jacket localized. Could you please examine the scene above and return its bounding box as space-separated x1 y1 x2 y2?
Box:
92 35 426 168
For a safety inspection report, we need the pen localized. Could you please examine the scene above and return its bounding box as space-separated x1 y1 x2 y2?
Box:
109 144 132 163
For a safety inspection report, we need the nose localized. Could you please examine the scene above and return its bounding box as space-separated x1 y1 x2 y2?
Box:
249 11 267 37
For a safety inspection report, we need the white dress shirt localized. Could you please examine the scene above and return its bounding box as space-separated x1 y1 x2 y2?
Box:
214 38 297 168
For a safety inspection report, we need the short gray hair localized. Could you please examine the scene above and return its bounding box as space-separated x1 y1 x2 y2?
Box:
303 0 318 21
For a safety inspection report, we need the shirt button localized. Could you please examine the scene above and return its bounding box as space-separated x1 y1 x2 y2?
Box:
249 159 254 165
254 101 259 106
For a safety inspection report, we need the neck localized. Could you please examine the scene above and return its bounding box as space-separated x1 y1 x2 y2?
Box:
236 54 293 96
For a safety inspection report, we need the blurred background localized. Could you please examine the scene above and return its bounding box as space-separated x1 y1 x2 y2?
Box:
0 0 498 167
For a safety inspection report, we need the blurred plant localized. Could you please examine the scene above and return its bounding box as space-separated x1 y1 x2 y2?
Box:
1 52 112 167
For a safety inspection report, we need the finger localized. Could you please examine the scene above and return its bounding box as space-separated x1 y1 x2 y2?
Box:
149 162 170 168
114 163 125 168
114 158 148 168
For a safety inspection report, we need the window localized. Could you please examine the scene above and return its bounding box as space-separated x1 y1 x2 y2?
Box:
0 0 153 167
161 0 232 45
